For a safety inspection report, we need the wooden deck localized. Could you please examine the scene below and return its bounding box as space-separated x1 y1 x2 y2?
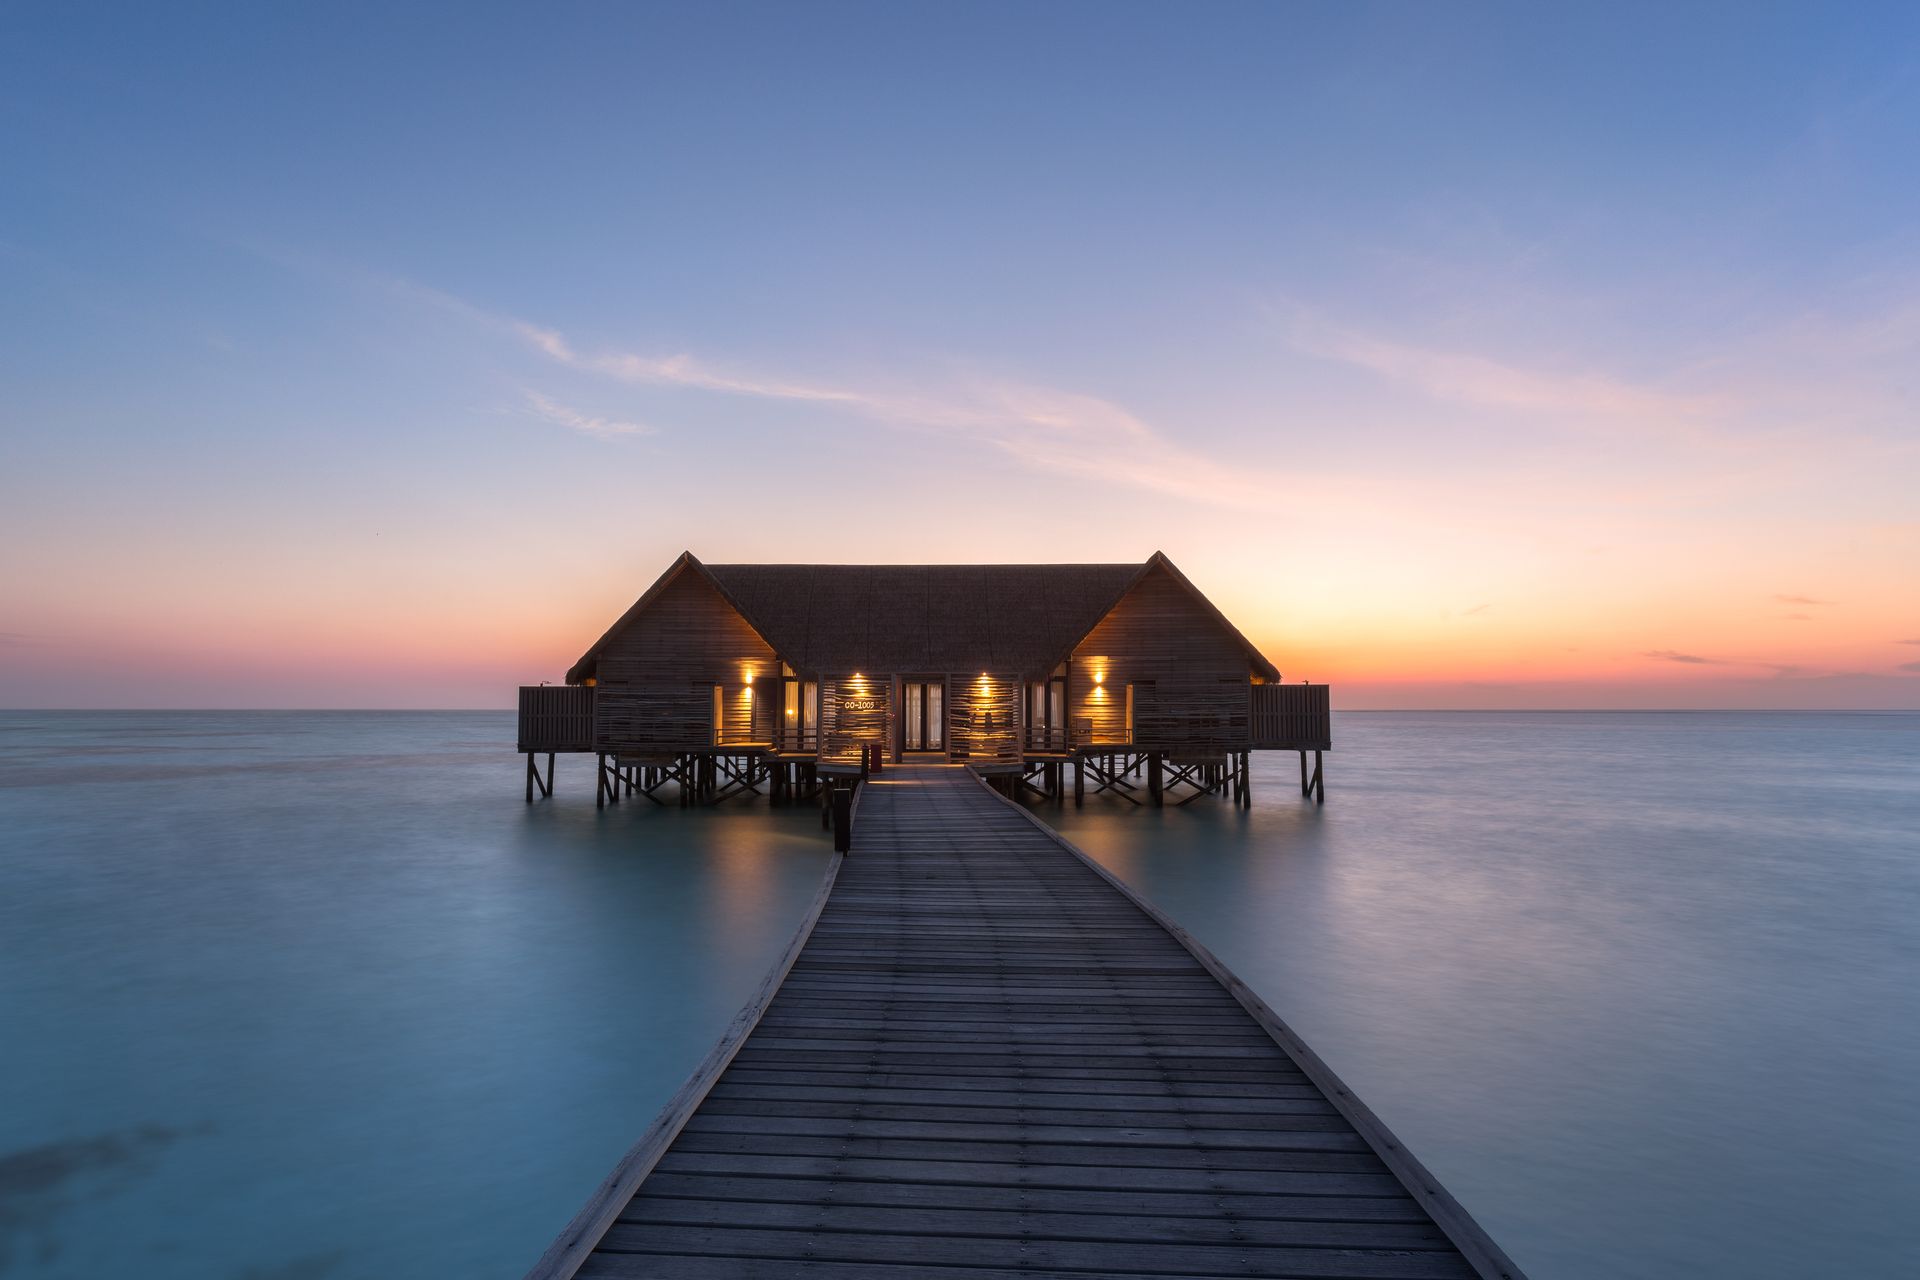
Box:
531 765 1521 1280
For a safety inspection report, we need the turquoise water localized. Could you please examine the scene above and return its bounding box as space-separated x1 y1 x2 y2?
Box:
1026 713 1920 1280
0 713 831 1279
1 711 1915 1278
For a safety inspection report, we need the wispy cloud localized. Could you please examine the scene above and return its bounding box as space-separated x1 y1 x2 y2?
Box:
1459 603 1492 616
1281 308 1724 423
1898 638 1920 646
1900 661 1920 674
0 630 30 647
523 390 653 440
349 267 1315 509
1774 593 1831 606
1642 649 1723 665
1640 649 1879 680
515 321 1294 509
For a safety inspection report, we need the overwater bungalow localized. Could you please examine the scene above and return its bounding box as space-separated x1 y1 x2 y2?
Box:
517 551 1329 807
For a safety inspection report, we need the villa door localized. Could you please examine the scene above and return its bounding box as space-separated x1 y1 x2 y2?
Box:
902 680 946 753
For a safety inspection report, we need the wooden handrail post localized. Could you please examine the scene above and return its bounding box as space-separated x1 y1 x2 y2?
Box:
831 786 852 852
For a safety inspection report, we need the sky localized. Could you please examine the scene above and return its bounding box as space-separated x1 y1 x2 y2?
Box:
2 2 1917 710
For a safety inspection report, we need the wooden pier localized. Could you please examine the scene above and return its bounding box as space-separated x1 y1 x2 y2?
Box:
530 766 1521 1280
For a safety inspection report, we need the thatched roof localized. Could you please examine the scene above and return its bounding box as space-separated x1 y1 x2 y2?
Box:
567 552 1278 682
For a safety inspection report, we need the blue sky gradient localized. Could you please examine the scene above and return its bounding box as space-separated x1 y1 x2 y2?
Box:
4 3 1918 707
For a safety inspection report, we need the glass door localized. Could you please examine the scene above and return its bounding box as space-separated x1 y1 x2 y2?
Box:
903 681 944 752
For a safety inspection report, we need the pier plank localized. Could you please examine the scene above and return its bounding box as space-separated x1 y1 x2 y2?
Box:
529 765 1522 1280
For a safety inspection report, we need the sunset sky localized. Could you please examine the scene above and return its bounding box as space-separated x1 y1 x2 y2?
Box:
3 3 1917 709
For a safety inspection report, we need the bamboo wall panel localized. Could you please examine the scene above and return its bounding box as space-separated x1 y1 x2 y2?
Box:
517 685 595 752
1250 683 1332 750
819 673 890 767
594 568 779 754
947 671 1023 767
1070 566 1253 752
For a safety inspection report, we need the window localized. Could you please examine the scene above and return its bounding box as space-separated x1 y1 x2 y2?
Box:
711 683 724 745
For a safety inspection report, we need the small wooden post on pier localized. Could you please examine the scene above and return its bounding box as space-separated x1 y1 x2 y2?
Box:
831 786 852 852
1147 752 1164 807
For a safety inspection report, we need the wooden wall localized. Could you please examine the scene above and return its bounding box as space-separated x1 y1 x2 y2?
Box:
947 672 1023 768
518 685 595 752
1069 566 1253 754
1250 683 1332 750
593 568 779 754
820 673 890 767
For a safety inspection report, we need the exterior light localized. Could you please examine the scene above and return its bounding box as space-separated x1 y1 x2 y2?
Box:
744 672 753 686
1094 671 1104 685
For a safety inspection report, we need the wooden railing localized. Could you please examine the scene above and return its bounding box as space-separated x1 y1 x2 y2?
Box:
1023 726 1073 754
518 685 596 752
770 727 819 754
1250 683 1331 751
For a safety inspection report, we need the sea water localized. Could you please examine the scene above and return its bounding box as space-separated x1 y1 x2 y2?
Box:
1028 712 1920 1280
1 711 1915 1278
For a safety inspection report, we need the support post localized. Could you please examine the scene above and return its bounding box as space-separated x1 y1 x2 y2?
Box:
545 753 555 797
1300 751 1309 796
1147 752 1164 807
595 753 607 809
1073 757 1084 807
524 752 535 803
1313 750 1325 804
832 786 852 853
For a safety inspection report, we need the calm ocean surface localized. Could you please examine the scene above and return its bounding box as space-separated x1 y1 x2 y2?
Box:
1 711 1914 1279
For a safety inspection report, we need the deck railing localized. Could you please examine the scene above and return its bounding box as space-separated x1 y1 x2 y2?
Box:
1250 683 1331 751
518 685 596 752
770 726 819 754
1023 726 1072 754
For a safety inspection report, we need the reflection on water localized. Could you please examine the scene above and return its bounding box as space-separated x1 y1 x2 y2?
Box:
5 711 1915 1279
1026 712 1920 1280
0 712 831 1280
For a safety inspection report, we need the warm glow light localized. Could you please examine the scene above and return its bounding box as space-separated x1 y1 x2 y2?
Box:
1093 671 1104 685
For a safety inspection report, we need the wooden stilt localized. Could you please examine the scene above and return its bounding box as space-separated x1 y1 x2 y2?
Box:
1147 752 1163 807
595 753 606 809
1073 757 1084 807
545 753 555 797
525 752 536 803
1313 750 1325 804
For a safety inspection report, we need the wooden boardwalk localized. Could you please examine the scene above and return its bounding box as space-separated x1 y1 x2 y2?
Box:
533 765 1522 1280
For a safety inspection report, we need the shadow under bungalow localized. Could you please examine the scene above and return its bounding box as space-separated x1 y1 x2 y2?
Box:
517 551 1330 810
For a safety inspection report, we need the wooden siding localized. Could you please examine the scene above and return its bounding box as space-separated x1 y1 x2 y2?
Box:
1070 564 1253 752
518 685 595 752
1252 683 1332 750
819 673 890 767
946 671 1023 768
593 568 779 754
